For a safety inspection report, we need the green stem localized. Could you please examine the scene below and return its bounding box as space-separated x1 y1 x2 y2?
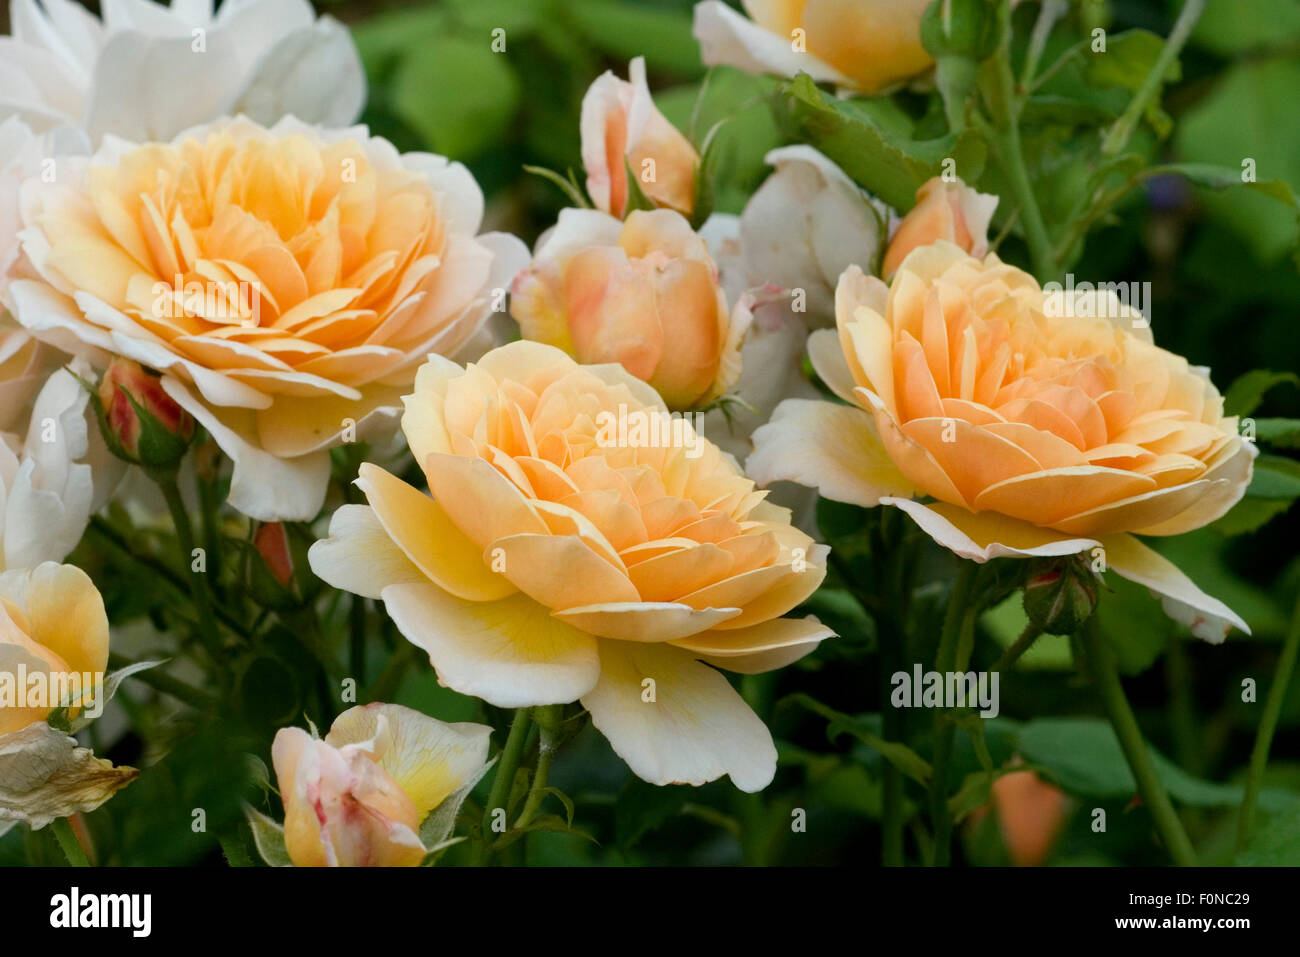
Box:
1101 0 1207 156
475 709 533 865
985 0 1056 281
107 653 217 711
929 562 979 866
51 817 88 867
1237 594 1300 852
156 476 224 666
991 622 1045 672
515 706 563 830
1084 622 1197 866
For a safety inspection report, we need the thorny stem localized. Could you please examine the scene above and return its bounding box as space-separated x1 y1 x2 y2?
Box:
1237 593 1300 852
1084 621 1197 866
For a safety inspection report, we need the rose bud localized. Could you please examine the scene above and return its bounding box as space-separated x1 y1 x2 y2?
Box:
95 358 194 471
249 522 321 612
581 56 699 219
511 208 747 411
1023 557 1100 636
880 176 998 279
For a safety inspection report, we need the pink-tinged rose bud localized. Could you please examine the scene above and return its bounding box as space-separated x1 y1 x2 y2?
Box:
95 359 194 469
273 726 425 868
511 208 747 410
881 176 998 279
581 57 699 219
271 705 492 868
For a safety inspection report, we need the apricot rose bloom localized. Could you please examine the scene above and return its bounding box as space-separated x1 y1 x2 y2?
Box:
10 116 528 521
272 703 491 867
693 0 934 95
310 341 833 791
510 208 747 412
750 243 1254 641
581 57 698 219
881 176 998 280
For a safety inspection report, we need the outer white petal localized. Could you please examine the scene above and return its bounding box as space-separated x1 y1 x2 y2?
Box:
748 398 915 507
379 582 601 708
531 207 624 261
161 375 330 522
307 504 426 600
85 31 243 142
231 16 365 128
1101 533 1249 642
582 639 777 792
693 0 851 85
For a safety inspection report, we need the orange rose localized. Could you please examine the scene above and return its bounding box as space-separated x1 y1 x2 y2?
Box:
881 176 998 279
510 208 747 411
310 341 831 790
750 243 1255 640
10 116 527 521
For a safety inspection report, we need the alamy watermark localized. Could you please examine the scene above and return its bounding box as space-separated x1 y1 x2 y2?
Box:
890 666 1000 718
1042 274 1151 329
595 404 704 459
0 667 104 719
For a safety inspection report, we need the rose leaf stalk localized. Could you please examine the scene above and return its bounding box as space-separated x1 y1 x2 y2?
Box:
1100 0 1207 157
474 709 533 865
1237 593 1300 853
980 0 1057 282
1083 620 1198 866
515 705 564 830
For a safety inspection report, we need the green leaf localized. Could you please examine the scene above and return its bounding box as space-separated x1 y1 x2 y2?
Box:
1193 0 1300 56
776 74 987 211
390 36 520 160
1210 497 1294 537
1224 370 1300 417
1247 455 1300 500
1177 59 1300 262
783 694 933 786
1096 573 1173 676
494 814 597 850
561 0 704 78
1015 718 1243 806
1087 30 1180 138
243 805 292 867
1236 801 1300 865
1254 418 1300 449
1150 163 1299 211
614 777 689 849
